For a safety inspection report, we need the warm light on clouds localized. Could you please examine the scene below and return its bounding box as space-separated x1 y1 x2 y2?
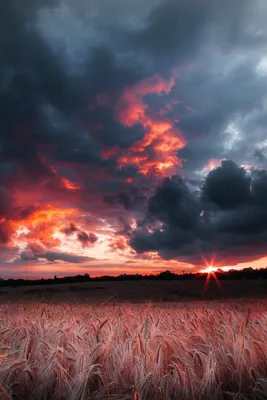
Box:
1 0 267 278
61 178 82 191
92 74 186 176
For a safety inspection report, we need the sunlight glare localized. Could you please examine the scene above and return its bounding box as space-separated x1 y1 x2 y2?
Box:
201 265 217 274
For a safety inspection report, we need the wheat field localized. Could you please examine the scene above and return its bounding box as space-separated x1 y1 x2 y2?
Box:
0 300 267 399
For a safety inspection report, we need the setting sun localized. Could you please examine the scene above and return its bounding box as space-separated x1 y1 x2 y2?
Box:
201 265 217 274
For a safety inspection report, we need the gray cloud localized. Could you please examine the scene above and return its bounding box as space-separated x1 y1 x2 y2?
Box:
1 0 267 269
177 62 267 175
130 161 267 266
127 0 265 71
2 0 267 186
20 247 94 263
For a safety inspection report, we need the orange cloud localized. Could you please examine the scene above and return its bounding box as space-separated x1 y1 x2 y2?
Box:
115 75 186 176
91 74 186 176
61 178 82 191
11 205 77 248
109 237 128 251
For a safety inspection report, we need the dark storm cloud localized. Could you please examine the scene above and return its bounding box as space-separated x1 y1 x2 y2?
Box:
0 0 151 255
130 0 267 174
1 0 266 189
0 187 13 219
0 1 74 197
114 0 267 177
1 0 267 270
202 161 251 210
0 2 68 134
176 63 267 174
0 2 147 186
130 160 267 265
254 149 267 166
128 0 259 71
89 108 145 149
104 186 147 210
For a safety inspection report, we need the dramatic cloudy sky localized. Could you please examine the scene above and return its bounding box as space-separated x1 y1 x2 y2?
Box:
1 0 267 278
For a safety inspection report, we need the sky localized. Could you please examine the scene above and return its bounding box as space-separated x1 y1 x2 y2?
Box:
1 0 267 278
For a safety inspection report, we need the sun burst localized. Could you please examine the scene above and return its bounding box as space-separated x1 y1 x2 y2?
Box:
200 265 217 274
199 256 226 297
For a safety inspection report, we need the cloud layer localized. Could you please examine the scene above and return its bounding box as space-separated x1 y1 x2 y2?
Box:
131 161 267 265
1 0 267 275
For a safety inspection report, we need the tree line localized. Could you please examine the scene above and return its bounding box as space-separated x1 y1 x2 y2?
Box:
0 267 266 287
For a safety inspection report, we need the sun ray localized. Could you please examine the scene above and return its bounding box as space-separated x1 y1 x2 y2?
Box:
199 255 226 296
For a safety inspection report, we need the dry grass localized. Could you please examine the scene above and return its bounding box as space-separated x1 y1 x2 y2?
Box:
0 299 267 399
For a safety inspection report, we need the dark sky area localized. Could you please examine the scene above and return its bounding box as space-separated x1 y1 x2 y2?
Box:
1 0 267 278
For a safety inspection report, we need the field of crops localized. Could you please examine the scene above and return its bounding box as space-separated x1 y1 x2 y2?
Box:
1 299 267 399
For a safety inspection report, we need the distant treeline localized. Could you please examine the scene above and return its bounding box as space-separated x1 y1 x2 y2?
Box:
0 267 267 287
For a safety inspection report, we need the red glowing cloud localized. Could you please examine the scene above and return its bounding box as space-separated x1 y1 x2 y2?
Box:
115 75 186 176
61 178 82 192
11 205 77 248
92 74 186 176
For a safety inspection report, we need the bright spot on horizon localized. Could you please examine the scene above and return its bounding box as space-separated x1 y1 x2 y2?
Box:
200 265 217 274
